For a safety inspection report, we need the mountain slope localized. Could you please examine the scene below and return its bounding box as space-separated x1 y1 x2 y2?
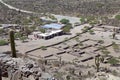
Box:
3 0 120 16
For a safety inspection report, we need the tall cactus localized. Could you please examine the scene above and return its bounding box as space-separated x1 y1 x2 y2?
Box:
0 61 2 80
100 56 104 63
9 30 17 58
95 57 100 72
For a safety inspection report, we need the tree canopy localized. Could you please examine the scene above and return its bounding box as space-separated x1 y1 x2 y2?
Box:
62 23 72 33
39 28 45 33
60 19 69 24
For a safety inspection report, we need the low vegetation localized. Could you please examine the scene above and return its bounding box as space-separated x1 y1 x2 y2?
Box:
0 28 4 34
112 42 120 52
20 36 27 42
0 39 8 46
80 17 86 24
40 46 47 50
88 29 95 35
39 28 45 33
62 23 72 33
81 26 90 32
98 40 104 44
14 32 28 42
108 57 119 66
48 15 57 20
101 50 110 56
115 15 120 20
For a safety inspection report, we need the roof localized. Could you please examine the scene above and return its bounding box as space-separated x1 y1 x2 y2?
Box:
42 23 64 29
38 30 62 37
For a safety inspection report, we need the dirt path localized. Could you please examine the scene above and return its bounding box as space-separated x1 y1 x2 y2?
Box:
0 0 35 14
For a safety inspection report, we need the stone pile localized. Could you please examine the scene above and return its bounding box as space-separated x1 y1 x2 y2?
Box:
0 54 45 80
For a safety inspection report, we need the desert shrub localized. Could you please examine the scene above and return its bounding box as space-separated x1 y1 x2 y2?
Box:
0 40 8 46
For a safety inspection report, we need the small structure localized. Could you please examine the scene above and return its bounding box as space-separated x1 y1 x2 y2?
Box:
37 30 63 40
33 23 65 40
33 30 63 40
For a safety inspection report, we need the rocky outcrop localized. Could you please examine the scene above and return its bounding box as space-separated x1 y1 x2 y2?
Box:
0 54 46 80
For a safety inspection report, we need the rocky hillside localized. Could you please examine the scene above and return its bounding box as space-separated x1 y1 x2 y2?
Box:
0 2 35 24
0 2 10 23
3 0 120 16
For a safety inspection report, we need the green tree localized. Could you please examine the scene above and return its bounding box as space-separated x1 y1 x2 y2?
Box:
62 23 72 33
62 27 71 33
29 25 36 32
14 32 21 39
20 36 27 43
23 26 32 37
39 28 45 33
60 19 69 24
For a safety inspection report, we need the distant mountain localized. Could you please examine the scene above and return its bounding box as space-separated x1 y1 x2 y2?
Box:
3 0 120 16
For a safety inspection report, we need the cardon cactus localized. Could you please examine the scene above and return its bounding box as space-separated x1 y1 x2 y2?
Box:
95 57 100 72
100 56 104 63
0 62 2 80
9 30 17 58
